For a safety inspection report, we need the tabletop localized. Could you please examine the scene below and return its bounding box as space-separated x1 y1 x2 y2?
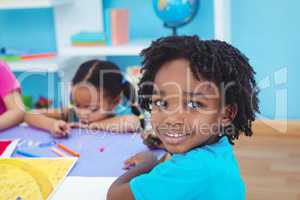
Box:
0 126 162 177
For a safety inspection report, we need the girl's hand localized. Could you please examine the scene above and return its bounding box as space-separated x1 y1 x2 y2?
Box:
88 122 102 130
69 122 100 130
69 122 88 129
123 151 158 170
50 120 70 138
79 117 90 125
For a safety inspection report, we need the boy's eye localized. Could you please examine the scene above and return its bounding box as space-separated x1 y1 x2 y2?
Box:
186 100 204 109
153 99 167 109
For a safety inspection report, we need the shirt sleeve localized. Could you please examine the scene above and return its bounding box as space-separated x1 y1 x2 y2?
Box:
0 61 20 99
129 158 208 200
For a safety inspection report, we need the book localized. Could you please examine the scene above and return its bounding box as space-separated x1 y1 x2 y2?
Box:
105 9 129 45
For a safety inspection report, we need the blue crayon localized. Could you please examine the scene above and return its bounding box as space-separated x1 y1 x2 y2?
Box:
38 141 56 147
15 149 40 158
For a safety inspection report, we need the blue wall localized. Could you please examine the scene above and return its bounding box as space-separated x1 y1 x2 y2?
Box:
231 0 300 119
0 8 56 53
14 71 61 108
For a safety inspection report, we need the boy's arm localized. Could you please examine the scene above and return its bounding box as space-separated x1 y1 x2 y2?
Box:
89 115 140 133
0 91 24 130
107 152 158 200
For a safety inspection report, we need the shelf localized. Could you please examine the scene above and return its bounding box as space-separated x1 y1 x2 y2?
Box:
8 57 69 72
8 39 153 72
60 39 152 56
0 0 73 10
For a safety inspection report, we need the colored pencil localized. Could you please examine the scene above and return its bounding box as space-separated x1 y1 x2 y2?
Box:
56 143 80 157
15 149 39 158
50 147 66 157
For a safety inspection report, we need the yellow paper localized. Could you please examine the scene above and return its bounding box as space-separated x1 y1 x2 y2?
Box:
0 158 77 200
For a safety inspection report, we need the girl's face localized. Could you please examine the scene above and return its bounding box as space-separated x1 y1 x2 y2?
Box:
150 58 231 154
71 83 118 124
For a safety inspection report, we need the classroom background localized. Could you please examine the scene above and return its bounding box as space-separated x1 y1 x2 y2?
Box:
0 0 299 199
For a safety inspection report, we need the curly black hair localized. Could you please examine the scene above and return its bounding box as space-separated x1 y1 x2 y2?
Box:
138 35 259 145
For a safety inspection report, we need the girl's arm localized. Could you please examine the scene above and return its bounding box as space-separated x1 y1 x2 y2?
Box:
0 91 24 130
107 151 159 200
88 115 141 133
24 108 70 137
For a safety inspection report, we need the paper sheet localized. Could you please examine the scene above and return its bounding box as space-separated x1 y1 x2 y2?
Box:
51 176 117 200
0 139 19 158
0 157 77 200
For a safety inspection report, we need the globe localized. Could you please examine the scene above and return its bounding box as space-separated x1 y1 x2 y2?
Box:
153 0 199 35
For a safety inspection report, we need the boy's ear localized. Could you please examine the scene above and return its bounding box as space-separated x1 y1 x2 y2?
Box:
221 104 237 127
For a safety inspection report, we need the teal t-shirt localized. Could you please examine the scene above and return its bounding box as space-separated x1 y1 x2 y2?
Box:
130 137 245 200
114 103 132 116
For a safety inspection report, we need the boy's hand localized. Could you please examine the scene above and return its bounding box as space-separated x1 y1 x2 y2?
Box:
50 120 70 138
123 151 158 170
141 130 164 150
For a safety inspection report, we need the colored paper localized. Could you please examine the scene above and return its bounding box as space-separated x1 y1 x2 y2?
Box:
71 32 105 43
0 158 77 200
51 177 117 200
0 140 12 156
0 139 19 158
71 41 105 47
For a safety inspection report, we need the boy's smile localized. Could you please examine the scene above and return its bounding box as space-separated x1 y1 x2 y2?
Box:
157 122 192 145
150 58 229 153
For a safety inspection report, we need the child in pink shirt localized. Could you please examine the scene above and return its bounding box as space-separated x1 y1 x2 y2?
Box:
0 61 24 130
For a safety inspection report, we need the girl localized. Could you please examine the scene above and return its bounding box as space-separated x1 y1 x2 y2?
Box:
0 61 24 130
25 60 143 138
107 36 259 200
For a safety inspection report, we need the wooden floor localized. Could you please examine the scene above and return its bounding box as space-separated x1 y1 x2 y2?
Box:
234 121 300 200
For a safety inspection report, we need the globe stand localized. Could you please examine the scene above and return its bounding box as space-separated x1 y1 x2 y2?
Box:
172 27 177 36
164 23 178 36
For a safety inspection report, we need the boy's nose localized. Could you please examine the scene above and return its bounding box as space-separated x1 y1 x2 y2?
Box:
163 111 185 124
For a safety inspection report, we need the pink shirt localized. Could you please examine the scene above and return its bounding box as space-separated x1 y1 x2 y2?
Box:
0 61 20 115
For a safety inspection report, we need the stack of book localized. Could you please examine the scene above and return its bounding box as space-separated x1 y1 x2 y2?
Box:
71 32 106 46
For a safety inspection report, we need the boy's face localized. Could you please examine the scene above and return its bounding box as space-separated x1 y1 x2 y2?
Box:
71 83 117 124
150 58 228 154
